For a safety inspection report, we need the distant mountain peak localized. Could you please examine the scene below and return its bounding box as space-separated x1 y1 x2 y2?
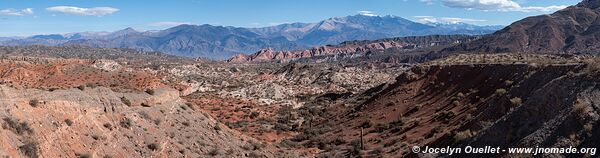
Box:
119 27 138 33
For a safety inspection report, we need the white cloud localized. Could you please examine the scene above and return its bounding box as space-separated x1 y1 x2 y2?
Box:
420 0 435 5
414 15 487 24
441 0 521 11
0 8 34 16
423 0 568 12
148 21 192 27
46 6 119 16
358 11 378 17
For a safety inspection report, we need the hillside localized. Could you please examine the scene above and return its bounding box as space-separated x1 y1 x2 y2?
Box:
441 0 600 55
277 54 600 157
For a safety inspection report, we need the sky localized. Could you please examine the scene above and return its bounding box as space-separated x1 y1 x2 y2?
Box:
0 0 581 36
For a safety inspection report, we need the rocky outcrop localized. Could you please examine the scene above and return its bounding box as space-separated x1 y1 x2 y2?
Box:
229 35 477 62
228 41 409 62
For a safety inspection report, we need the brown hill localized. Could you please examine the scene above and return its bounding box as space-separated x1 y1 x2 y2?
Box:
442 0 600 55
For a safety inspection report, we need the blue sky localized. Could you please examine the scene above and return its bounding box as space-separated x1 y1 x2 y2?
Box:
0 0 580 36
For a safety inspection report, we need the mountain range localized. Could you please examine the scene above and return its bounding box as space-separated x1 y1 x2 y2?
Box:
0 14 502 60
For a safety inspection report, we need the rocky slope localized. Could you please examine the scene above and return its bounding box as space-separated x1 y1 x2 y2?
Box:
0 85 301 157
268 54 600 157
441 0 600 55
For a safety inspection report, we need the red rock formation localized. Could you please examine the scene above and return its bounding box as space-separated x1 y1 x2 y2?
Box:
227 41 410 62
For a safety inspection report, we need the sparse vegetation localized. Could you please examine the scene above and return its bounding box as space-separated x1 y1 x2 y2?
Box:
64 119 73 126
19 138 39 158
510 97 522 106
208 148 220 156
504 80 514 86
359 120 373 128
86 83 98 88
147 143 159 151
453 129 473 144
145 89 155 95
584 57 600 75
77 85 86 91
120 97 132 106
2 117 33 135
495 88 507 95
120 118 132 129
29 99 39 107
103 123 113 130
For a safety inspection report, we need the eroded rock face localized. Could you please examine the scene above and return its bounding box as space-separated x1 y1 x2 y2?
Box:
0 86 298 158
228 34 478 62
227 41 409 62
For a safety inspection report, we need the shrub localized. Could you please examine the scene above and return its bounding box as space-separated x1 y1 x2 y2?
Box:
208 148 220 156
145 89 155 95
19 138 39 158
426 126 443 138
373 123 389 133
120 118 132 129
103 123 113 130
147 143 159 151
77 85 85 91
77 153 92 158
359 120 373 128
453 130 473 144
504 80 514 86
120 97 131 106
140 102 150 107
213 125 221 131
348 139 362 156
452 100 461 106
2 117 33 135
510 97 522 106
573 102 588 122
64 119 73 126
29 99 39 107
584 57 600 75
247 152 262 158
86 83 97 88
495 89 507 95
